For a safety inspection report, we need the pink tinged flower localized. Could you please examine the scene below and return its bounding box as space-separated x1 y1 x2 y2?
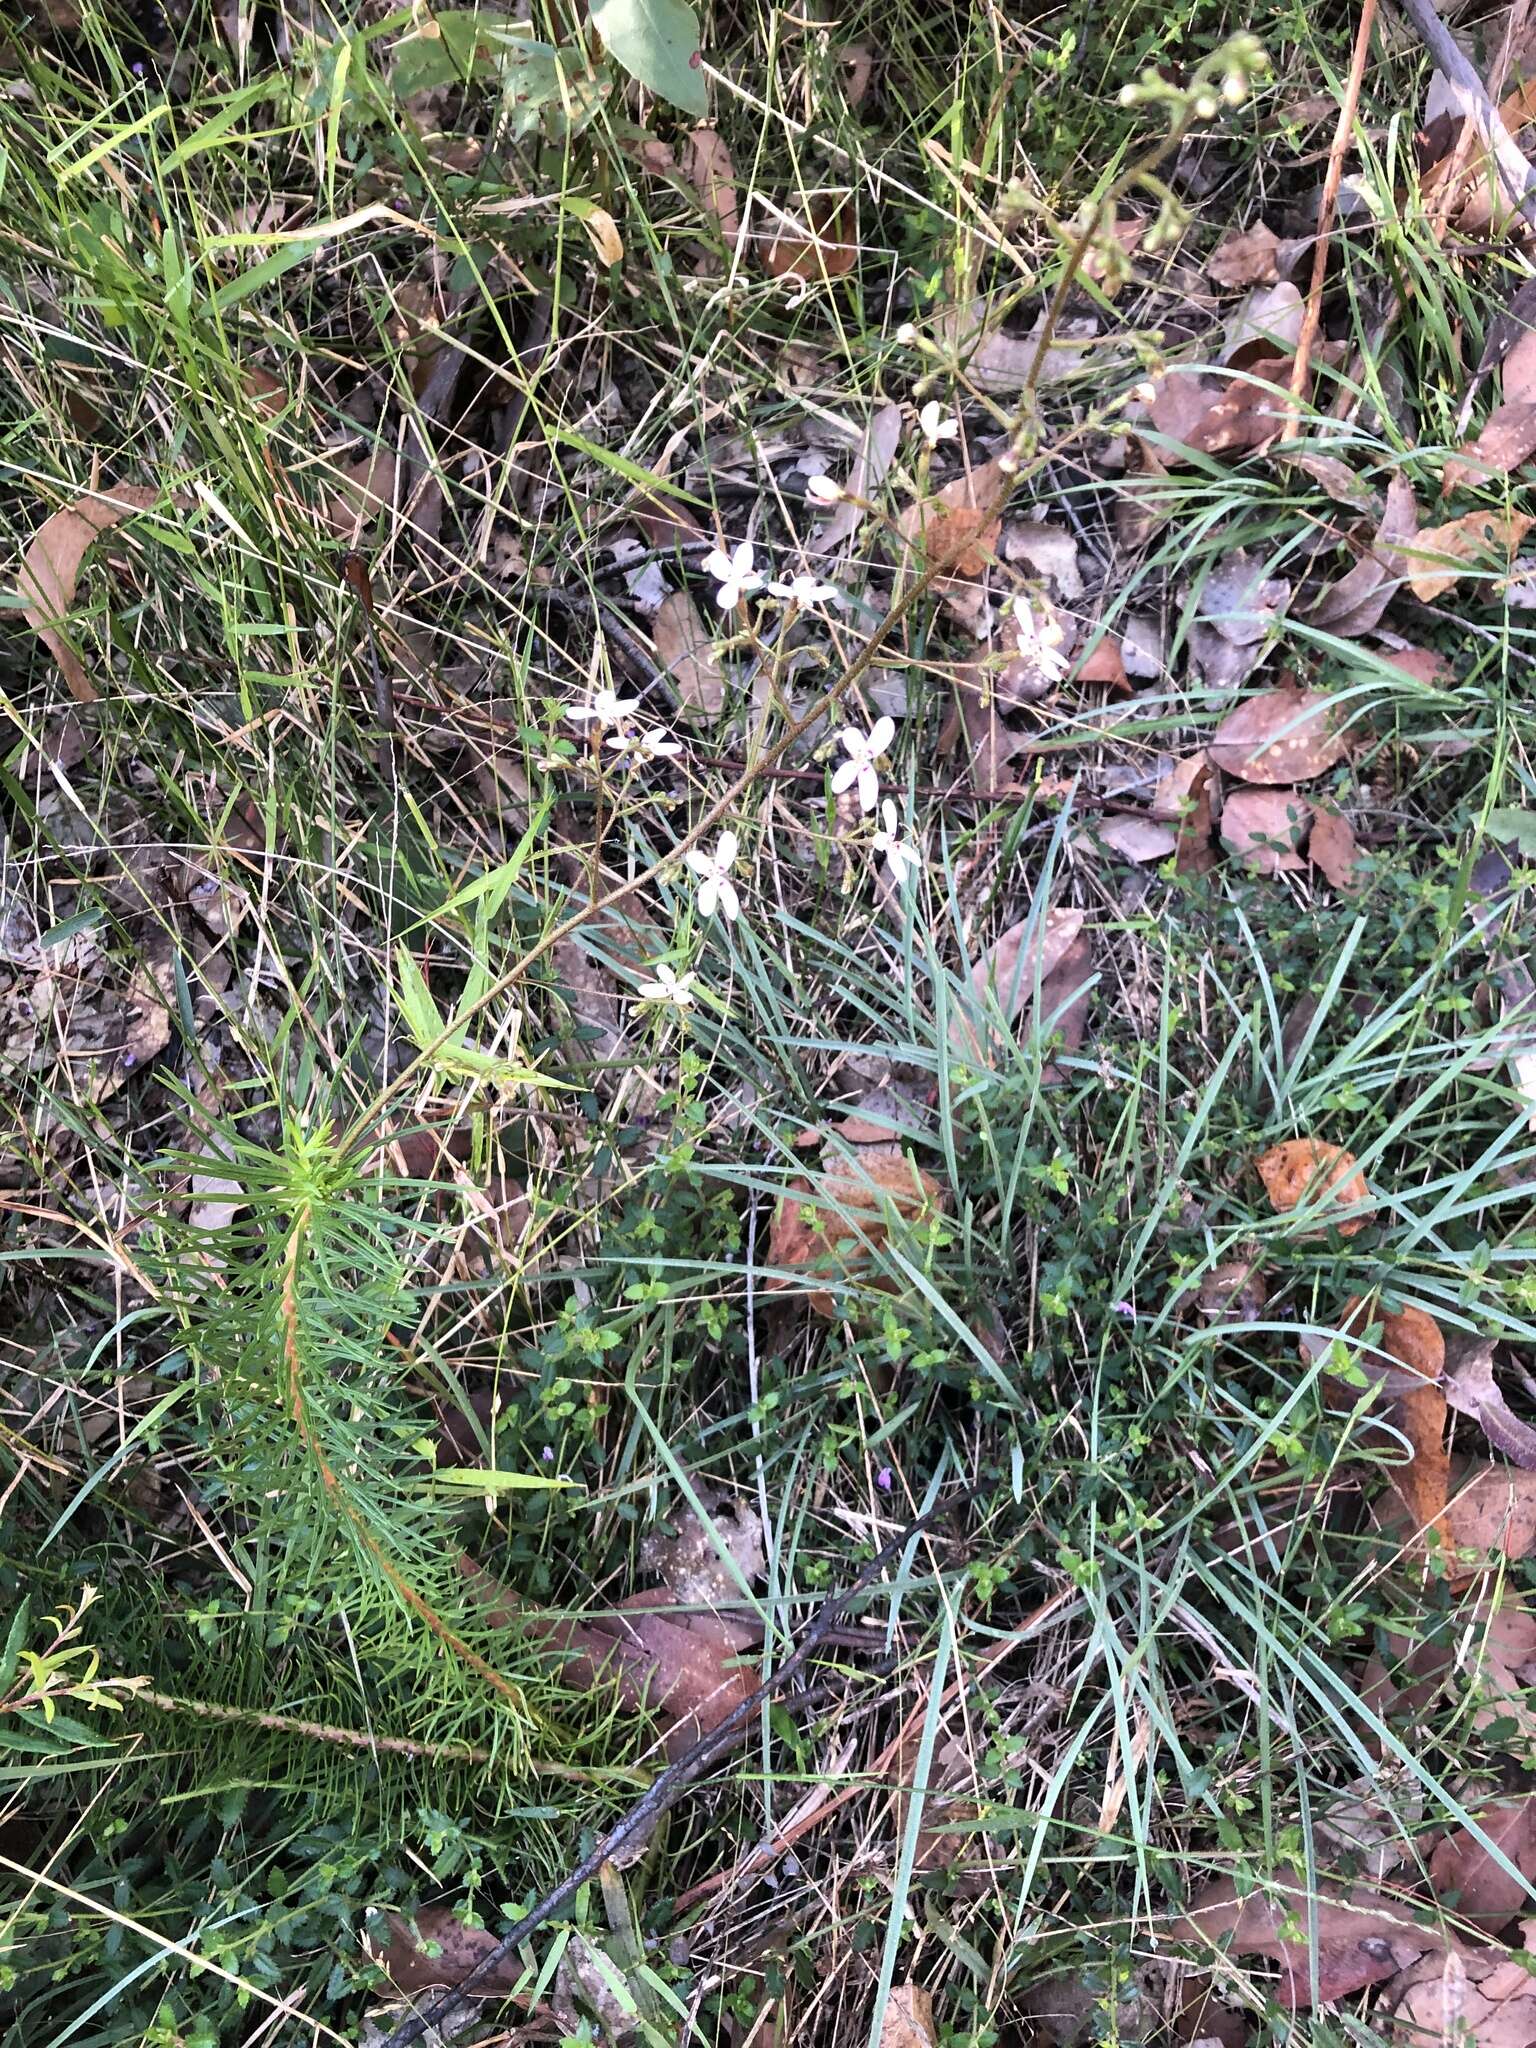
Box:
831 715 895 814
876 1466 893 1492
566 687 641 730
702 541 764 609
685 830 741 922
872 799 920 884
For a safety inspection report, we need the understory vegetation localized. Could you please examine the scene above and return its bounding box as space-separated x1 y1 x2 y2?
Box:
7 1 1536 2045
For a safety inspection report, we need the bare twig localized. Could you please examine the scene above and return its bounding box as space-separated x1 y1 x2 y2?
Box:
378 1491 970 2048
1289 0 1380 407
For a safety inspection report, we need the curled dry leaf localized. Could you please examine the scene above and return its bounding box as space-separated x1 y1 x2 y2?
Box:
1444 1341 1536 1470
1337 1296 1445 1393
651 588 724 720
1190 552 1290 690
1408 509 1534 603
950 906 1087 1062
1207 221 1282 287
1309 806 1362 890
1209 687 1346 784
1430 1797 1536 1932
1220 787 1309 873
681 127 739 251
763 195 857 281
1309 475 1420 638
18 482 161 704
1153 753 1219 875
1167 1876 1436 2007
1257 1137 1375 1236
1444 402 1536 492
766 1143 945 1318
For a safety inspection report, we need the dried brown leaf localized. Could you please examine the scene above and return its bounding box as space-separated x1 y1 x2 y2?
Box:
1445 1342 1536 1469
1309 475 1420 636
1075 636 1129 689
651 589 724 720
896 457 1008 579
370 1908 526 1996
1168 1877 1435 2007
766 1144 946 1318
1448 1460 1536 1564
1338 1296 1446 1391
879 1986 938 2048
763 195 856 281
811 402 902 557
1257 1138 1375 1236
1209 687 1346 783
951 907 1087 1062
1408 509 1534 602
1094 815 1179 863
1309 806 1362 889
1388 1939 1536 2048
1445 403 1536 493
935 302 1097 393
681 127 739 251
1507 326 1536 405
1220 787 1311 873
18 483 160 704
1430 1798 1536 1932
1208 222 1282 287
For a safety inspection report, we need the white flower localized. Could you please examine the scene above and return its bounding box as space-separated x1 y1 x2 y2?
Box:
638 963 696 1008
872 799 920 884
1011 596 1070 684
702 541 763 609
804 474 843 505
567 687 641 731
918 400 959 447
831 714 895 814
767 573 841 606
606 727 683 761
685 830 741 922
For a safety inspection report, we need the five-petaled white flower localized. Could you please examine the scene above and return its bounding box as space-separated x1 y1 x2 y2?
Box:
768 573 841 606
872 799 920 885
1011 595 1070 684
606 727 683 761
831 715 895 814
685 831 741 922
804 474 843 505
638 963 696 1008
918 400 960 447
567 687 641 731
702 541 763 610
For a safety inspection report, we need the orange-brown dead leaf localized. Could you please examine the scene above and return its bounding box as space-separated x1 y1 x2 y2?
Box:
651 588 724 720
879 1985 938 2048
1209 687 1347 784
896 457 1008 580
1309 805 1362 890
18 482 161 704
370 1908 527 1997
763 195 856 281
1257 1137 1375 1236
1407 509 1534 602
1208 222 1282 287
1430 1797 1536 1932
766 1144 945 1318
1220 787 1310 873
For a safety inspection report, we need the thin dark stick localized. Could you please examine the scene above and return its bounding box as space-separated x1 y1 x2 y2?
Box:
378 1492 967 2048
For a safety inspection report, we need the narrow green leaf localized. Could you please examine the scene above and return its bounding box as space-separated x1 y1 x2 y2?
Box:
430 1468 573 1491
591 0 707 115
